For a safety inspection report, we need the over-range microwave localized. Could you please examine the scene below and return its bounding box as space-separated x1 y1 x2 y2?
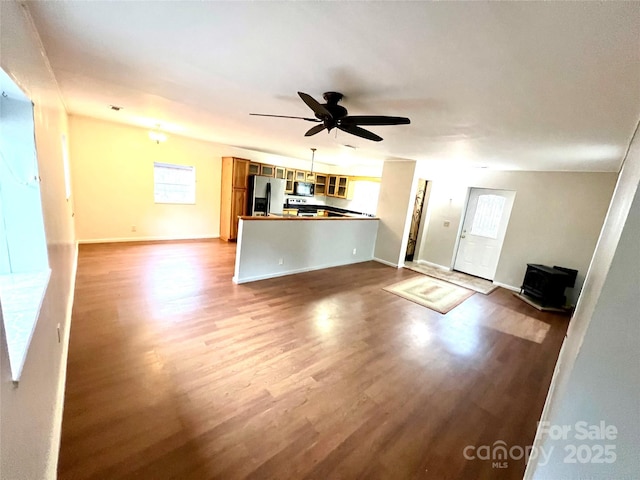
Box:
293 181 314 197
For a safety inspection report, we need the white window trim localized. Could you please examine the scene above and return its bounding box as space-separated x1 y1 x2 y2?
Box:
153 162 196 205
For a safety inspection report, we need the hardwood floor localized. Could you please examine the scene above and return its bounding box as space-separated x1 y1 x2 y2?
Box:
59 240 569 479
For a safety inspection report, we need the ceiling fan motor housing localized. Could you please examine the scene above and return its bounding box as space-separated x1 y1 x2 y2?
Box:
318 92 348 129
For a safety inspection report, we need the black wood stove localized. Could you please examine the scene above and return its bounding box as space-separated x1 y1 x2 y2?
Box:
520 264 578 307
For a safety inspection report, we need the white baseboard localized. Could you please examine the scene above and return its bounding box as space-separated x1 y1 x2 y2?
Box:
492 280 520 292
235 258 372 284
373 257 401 268
78 235 219 244
415 259 451 271
47 241 78 479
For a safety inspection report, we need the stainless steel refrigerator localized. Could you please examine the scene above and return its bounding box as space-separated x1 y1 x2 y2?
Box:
248 175 286 216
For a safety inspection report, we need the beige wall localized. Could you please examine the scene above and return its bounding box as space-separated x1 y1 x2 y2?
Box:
416 167 617 302
526 124 640 480
373 160 418 266
69 115 222 242
1 1 77 478
68 116 374 243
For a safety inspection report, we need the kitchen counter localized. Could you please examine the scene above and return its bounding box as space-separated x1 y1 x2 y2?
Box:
282 203 376 218
234 214 379 284
239 215 378 221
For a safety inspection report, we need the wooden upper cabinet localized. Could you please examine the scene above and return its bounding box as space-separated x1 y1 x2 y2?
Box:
260 164 275 177
274 166 286 179
327 175 338 196
285 169 295 193
314 174 327 196
336 176 349 198
295 170 308 182
232 158 249 188
248 162 261 176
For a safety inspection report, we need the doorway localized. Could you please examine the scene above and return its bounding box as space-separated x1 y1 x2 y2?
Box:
405 179 428 262
453 188 516 280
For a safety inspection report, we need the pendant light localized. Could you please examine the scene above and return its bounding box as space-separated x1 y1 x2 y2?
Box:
307 148 316 182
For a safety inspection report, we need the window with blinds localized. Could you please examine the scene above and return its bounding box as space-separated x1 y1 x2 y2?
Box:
153 162 195 204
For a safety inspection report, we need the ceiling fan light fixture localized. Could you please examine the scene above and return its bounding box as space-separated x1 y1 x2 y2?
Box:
149 130 167 144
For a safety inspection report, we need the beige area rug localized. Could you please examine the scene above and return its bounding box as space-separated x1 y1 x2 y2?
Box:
404 261 498 295
384 275 475 314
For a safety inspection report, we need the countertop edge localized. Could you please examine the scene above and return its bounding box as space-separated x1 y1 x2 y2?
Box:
238 216 378 221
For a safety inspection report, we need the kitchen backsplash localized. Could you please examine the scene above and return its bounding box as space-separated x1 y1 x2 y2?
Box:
285 184 379 215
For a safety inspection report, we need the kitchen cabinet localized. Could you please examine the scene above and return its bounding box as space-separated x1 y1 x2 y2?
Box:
221 157 249 241
327 175 338 196
295 170 308 182
248 162 260 175
325 175 350 198
274 166 286 179
282 208 298 217
260 164 275 177
285 169 295 193
314 173 327 196
230 188 247 239
336 176 349 198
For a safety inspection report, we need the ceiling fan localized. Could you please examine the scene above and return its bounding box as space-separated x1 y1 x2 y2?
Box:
250 91 410 142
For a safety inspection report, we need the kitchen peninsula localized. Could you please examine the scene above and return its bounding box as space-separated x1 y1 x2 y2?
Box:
233 214 379 284
220 156 380 240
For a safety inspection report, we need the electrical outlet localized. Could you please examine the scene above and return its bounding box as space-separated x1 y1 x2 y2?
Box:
131 225 137 232
352 248 357 255
278 258 284 265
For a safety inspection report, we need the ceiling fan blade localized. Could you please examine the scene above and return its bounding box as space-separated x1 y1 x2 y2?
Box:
305 124 327 137
340 115 411 126
298 92 332 119
250 113 320 122
337 124 383 142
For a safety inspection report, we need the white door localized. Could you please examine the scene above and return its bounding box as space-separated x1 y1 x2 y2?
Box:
453 188 516 280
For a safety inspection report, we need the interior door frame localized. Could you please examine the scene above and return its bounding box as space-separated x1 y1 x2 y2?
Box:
412 180 432 261
449 188 472 270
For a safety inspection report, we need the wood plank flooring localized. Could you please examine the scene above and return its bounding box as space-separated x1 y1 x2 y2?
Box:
58 240 569 479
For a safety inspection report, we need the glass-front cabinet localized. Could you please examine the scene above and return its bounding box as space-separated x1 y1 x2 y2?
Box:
285 169 295 193
274 166 286 179
314 174 327 196
336 176 348 198
248 162 261 175
260 164 275 177
327 175 338 196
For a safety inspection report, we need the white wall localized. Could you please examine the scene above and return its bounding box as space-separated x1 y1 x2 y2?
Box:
324 180 381 215
234 218 379 283
1 1 77 478
416 168 617 302
526 124 640 479
373 160 418 266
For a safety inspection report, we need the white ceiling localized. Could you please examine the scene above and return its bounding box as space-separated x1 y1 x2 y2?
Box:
26 1 640 171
